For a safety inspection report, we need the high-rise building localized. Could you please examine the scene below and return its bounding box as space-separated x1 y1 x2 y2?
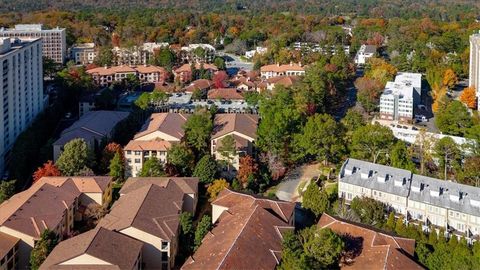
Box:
0 24 66 64
0 37 44 177
70 43 97 65
469 32 480 109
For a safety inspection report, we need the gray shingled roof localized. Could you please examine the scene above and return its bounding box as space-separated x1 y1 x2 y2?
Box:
340 158 412 197
410 174 480 217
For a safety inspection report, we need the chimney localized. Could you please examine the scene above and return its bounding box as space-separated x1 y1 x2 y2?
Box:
276 63 280 67
289 61 293 66
104 65 108 69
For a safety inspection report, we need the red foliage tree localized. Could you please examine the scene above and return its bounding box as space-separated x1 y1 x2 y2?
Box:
100 142 124 173
32 160 61 183
213 71 228 88
237 155 259 188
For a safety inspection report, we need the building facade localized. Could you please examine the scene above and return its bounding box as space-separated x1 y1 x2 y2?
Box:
354 44 376 65
70 43 97 65
179 44 216 63
0 24 66 64
0 37 44 178
86 65 168 87
469 32 480 110
260 63 305 79
338 158 480 239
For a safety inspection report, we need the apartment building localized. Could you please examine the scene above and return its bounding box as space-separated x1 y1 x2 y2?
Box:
40 227 143 270
260 63 305 79
70 43 97 65
183 189 294 270
354 44 376 65
0 232 19 270
179 44 216 63
469 32 480 110
112 42 169 66
379 72 422 123
173 63 218 83
0 176 112 269
338 158 480 238
87 65 168 87
99 177 199 270
124 113 190 177
211 114 259 172
0 37 44 178
0 24 66 64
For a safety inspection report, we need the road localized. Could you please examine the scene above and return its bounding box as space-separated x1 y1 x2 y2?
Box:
276 163 320 202
218 51 254 74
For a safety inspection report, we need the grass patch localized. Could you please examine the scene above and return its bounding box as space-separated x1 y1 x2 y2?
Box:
297 179 309 196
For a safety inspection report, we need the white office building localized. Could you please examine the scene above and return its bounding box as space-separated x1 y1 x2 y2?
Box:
70 43 97 65
0 37 44 176
469 32 480 110
0 24 66 64
379 72 422 123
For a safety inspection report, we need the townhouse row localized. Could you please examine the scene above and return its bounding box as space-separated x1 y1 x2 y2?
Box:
339 158 480 238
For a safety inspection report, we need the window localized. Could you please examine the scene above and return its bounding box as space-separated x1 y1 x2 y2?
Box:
134 159 141 163
134 151 141 155
126 150 132 155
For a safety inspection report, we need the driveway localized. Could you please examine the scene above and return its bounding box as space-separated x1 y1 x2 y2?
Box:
276 163 320 202
218 51 254 73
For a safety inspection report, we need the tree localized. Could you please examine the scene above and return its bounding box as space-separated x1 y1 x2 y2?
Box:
30 230 58 270
33 160 61 183
395 217 407 236
212 71 228 88
364 58 397 84
109 152 125 182
151 48 176 69
183 110 213 156
299 227 345 269
460 86 477 109
341 109 365 133
94 46 113 67
414 129 435 174
389 141 415 171
442 68 458 90
139 157 165 177
435 100 473 136
351 124 395 164
237 155 258 188
302 181 330 218
385 212 396 231
434 137 461 180
429 228 438 246
179 212 194 254
294 114 345 165
84 203 107 226
194 215 212 250
217 135 237 171
0 180 16 204
214 57 226 70
207 179 230 201
350 197 386 227
278 230 309 270
167 143 195 176
459 156 480 187
193 155 217 184
354 77 384 112
125 73 140 91
56 139 93 176
100 142 123 174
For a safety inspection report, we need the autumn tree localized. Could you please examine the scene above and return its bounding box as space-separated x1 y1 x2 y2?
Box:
100 142 123 173
413 129 435 174
442 68 458 90
33 160 61 183
460 86 477 109
212 71 228 88
207 179 230 201
354 77 384 112
364 58 397 84
237 155 258 188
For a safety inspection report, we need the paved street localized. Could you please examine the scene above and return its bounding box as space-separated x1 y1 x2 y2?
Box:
218 51 254 74
276 163 320 202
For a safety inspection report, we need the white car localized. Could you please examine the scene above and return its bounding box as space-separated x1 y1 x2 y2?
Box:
415 115 428 122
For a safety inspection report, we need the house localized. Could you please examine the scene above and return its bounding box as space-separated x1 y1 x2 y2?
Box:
183 79 213 94
87 65 169 87
207 88 245 101
98 177 199 270
70 43 97 65
318 214 424 270
265 75 300 91
260 63 305 79
40 227 143 270
0 232 20 270
338 158 480 238
53 110 129 161
173 63 218 83
245 46 267 59
182 189 295 270
124 113 190 177
211 114 259 171
0 176 113 269
354 44 376 65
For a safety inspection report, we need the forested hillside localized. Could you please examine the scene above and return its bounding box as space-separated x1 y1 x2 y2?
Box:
1 0 479 20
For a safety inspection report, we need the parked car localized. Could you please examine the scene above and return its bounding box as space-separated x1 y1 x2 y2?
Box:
415 115 428 122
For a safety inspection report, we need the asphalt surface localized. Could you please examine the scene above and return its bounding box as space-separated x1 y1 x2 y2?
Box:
218 51 254 74
275 164 320 202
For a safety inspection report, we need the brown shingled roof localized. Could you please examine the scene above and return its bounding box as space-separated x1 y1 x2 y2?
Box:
317 214 424 270
207 88 245 100
182 189 295 270
266 75 300 87
40 227 143 270
124 138 172 152
0 231 19 260
134 113 190 140
212 114 259 140
260 63 304 73
174 63 218 73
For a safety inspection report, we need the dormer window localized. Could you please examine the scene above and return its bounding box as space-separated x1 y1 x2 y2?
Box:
430 190 440 197
394 178 405 187
449 194 460 202
411 185 420 192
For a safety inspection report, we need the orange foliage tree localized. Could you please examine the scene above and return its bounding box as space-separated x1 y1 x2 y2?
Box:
442 69 458 89
32 160 61 183
237 155 259 188
460 86 477 109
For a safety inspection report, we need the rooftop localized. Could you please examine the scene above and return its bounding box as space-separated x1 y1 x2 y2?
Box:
207 88 245 100
260 63 304 73
212 113 259 140
0 231 19 260
134 113 190 141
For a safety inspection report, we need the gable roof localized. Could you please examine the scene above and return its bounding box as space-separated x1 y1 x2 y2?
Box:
124 138 172 152
99 178 198 241
207 88 244 100
0 231 19 260
212 114 259 140
40 227 143 270
87 65 137 76
260 63 304 73
54 111 129 146
120 177 198 196
134 113 189 140
0 177 111 239
318 214 424 270
182 189 295 270
266 75 300 87
174 63 218 73
183 79 213 93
